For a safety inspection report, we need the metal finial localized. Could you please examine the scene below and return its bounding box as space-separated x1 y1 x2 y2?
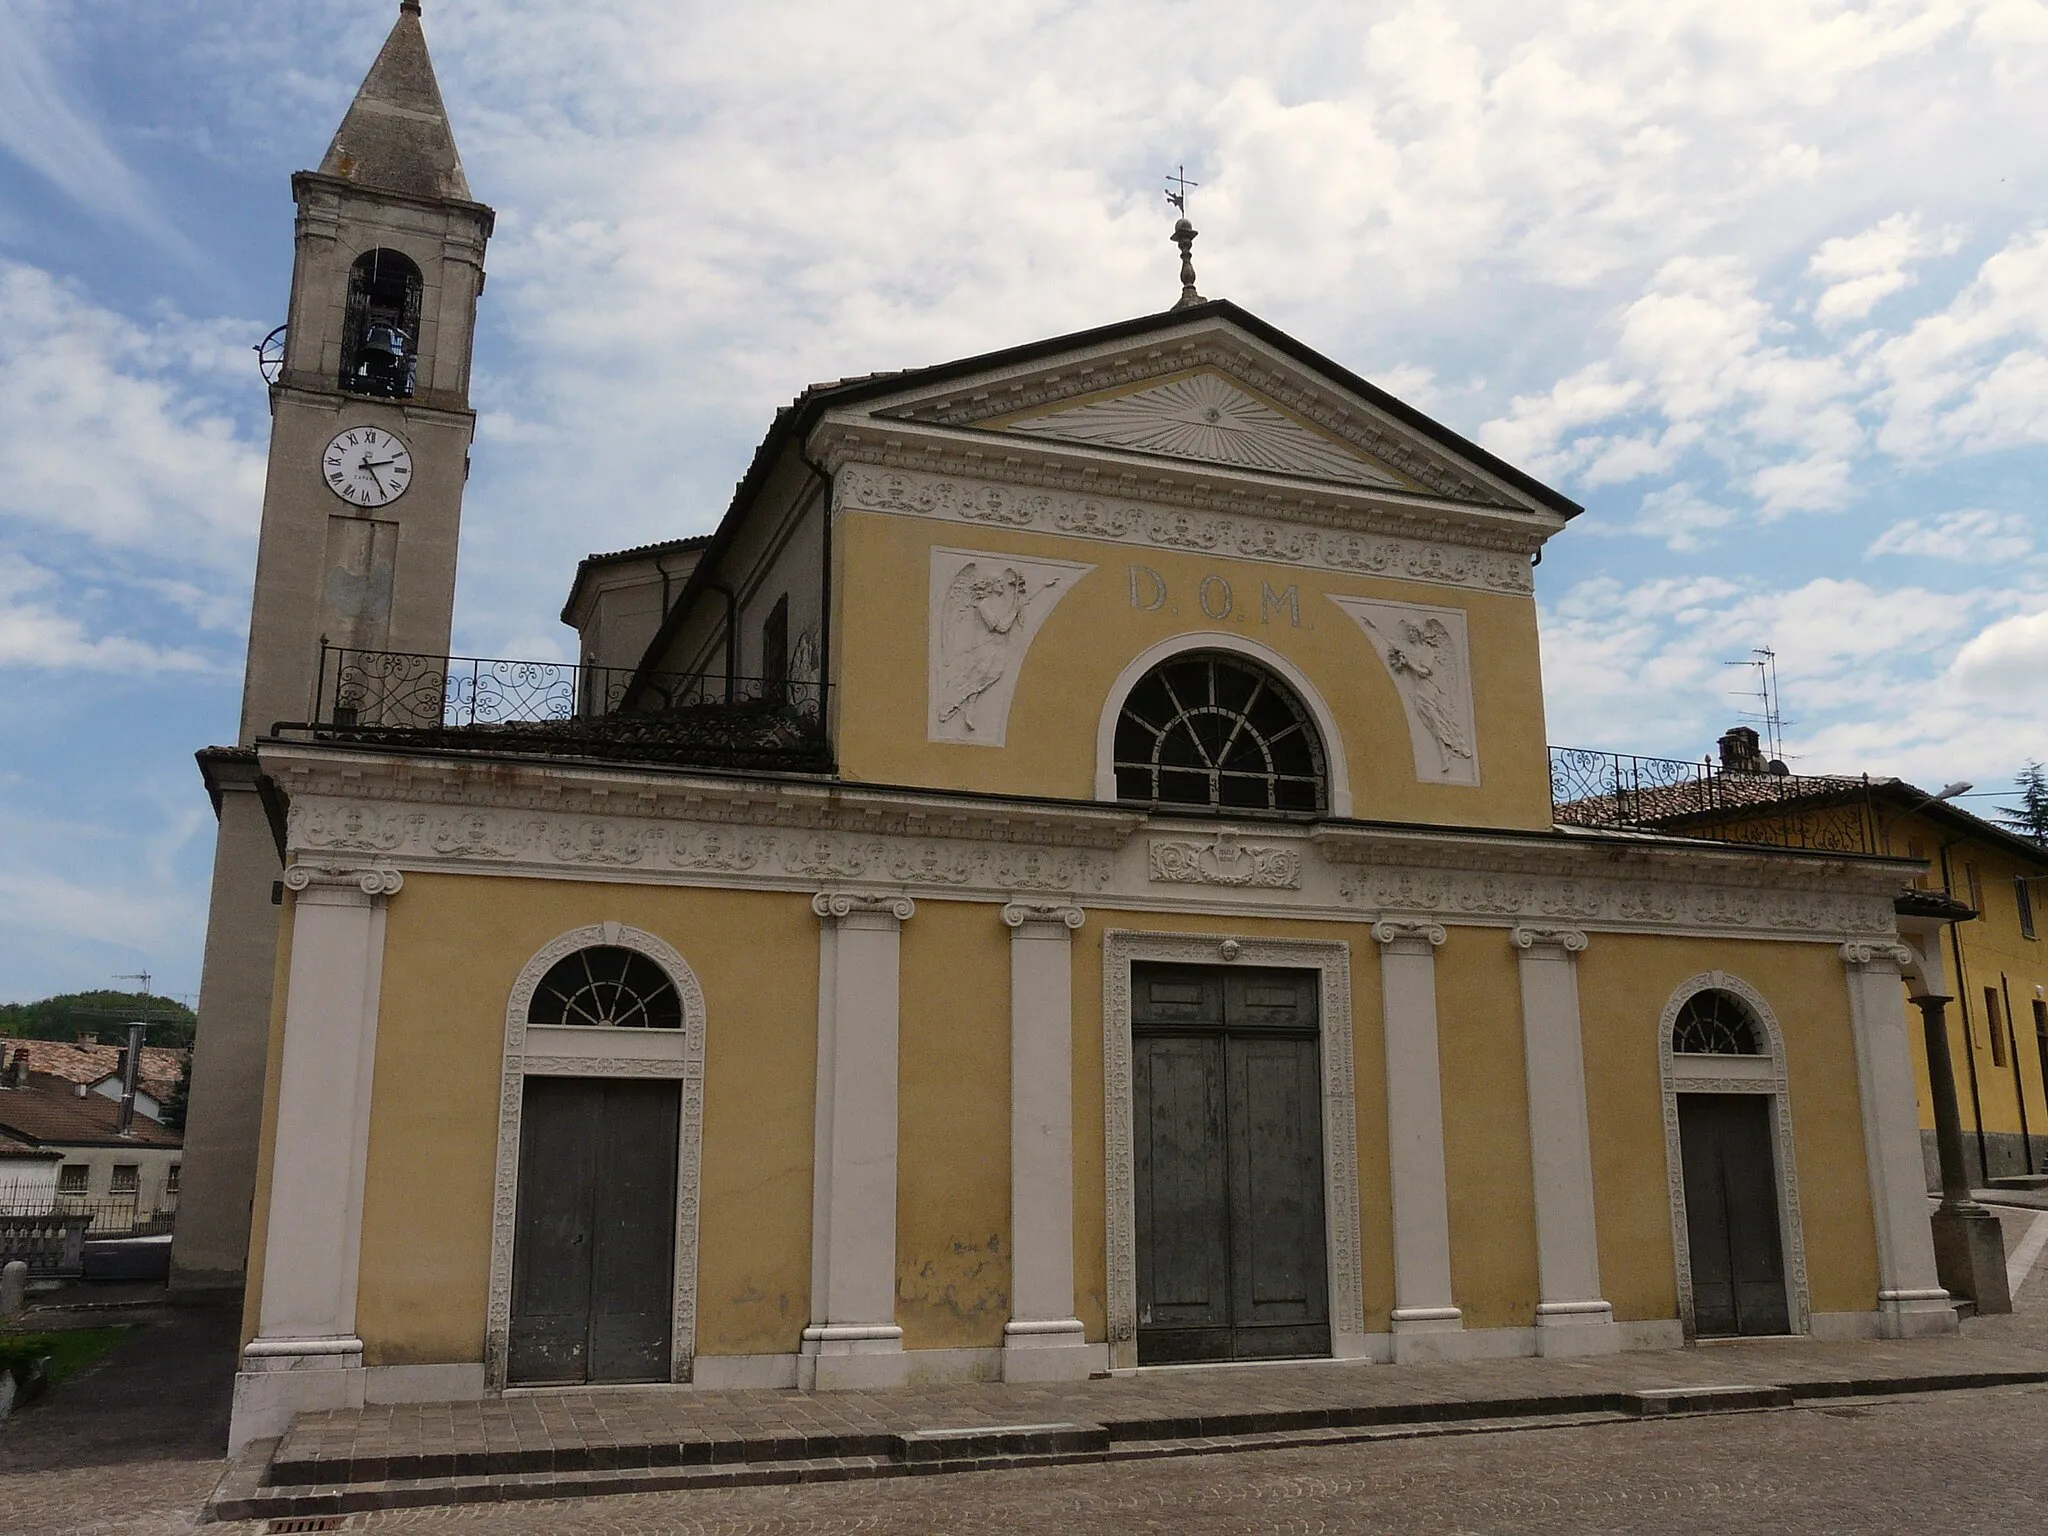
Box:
1165 165 1205 309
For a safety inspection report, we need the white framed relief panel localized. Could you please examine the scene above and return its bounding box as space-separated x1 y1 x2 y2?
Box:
1327 595 1479 787
1101 929 1366 1370
485 921 709 1390
1658 970 1811 1340
928 546 1093 745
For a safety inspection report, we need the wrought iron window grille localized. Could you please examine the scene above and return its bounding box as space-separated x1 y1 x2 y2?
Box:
529 947 682 1030
1672 990 1765 1055
1113 651 1327 816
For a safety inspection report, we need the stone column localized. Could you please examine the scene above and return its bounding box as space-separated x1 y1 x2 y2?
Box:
801 892 914 1390
1839 942 1958 1337
1511 926 1619 1356
228 863 401 1453
1000 902 1092 1383
1373 920 1462 1360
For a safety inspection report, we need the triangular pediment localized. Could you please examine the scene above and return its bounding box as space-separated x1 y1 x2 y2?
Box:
838 307 1574 515
992 369 1407 489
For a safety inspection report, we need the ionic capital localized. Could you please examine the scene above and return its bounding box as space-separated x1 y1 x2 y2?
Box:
1840 941 1914 971
1372 919 1446 951
282 863 403 902
1512 925 1589 955
1002 901 1085 934
812 890 916 925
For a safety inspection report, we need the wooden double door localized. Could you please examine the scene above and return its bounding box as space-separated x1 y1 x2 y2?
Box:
509 1077 679 1385
1678 1093 1790 1338
1132 963 1329 1364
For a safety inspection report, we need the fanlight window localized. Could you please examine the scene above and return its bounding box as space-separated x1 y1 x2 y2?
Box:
341 248 423 399
1113 652 1326 813
1672 989 1764 1055
529 946 682 1029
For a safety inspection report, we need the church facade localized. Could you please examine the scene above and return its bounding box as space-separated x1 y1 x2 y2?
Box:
207 6 1960 1454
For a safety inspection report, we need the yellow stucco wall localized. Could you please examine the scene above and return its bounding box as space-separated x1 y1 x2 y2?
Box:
830 511 1553 830
895 900 1013 1348
352 875 819 1365
1575 934 1880 1322
1435 926 1540 1330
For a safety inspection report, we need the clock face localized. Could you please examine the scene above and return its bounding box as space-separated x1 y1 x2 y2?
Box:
322 426 413 507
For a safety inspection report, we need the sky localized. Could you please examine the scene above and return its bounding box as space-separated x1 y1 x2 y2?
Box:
1 0 2045 1004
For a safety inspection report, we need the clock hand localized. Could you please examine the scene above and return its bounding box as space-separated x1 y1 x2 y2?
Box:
362 461 388 496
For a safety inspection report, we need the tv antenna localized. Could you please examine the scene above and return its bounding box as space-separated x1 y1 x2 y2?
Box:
1723 648 1791 767
114 971 153 997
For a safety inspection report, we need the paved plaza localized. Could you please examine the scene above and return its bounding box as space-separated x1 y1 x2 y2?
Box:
5 1202 2047 1534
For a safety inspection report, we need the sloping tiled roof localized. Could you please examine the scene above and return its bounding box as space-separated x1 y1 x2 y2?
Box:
0 1071 181 1150
0 1039 187 1104
0 1126 59 1162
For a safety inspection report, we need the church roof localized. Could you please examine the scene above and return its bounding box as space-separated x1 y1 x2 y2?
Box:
317 2 472 202
624 298 1580 703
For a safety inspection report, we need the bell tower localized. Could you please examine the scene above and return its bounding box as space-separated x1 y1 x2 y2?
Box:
172 0 492 1296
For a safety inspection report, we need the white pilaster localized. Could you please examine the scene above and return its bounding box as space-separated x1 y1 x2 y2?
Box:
1511 926 1620 1356
1841 941 1958 1338
228 862 401 1453
1373 919 1462 1360
800 891 914 1390
1000 902 1091 1383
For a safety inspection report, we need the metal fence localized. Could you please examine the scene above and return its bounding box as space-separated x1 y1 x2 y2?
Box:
1549 747 1885 855
292 645 833 774
0 1183 177 1237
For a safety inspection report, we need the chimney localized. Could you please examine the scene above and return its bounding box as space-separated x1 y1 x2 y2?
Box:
77 1031 97 1047
1717 726 1765 774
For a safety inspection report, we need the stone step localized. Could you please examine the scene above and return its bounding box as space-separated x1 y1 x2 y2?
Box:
208 1370 2048 1524
1988 1174 2048 1191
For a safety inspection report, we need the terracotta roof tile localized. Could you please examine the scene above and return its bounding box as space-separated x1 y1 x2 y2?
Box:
0 1071 181 1149
0 1039 187 1104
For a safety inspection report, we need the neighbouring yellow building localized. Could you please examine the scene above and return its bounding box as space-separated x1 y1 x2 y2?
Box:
195 5 1968 1454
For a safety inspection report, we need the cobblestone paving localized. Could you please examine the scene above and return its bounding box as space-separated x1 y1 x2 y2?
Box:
8 1206 2048 1536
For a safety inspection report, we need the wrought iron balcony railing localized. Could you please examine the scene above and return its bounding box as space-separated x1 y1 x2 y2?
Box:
1549 746 1885 855
292 645 832 774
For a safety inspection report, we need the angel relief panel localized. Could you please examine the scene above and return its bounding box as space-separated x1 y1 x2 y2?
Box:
927 547 1094 746
1328 595 1481 787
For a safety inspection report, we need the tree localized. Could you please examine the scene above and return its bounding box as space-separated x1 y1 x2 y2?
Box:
1999 761 2048 849
0 991 197 1049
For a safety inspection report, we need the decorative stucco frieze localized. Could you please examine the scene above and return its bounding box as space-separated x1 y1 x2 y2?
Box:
1336 866 1893 940
1147 830 1303 890
831 464 1537 598
291 803 1117 895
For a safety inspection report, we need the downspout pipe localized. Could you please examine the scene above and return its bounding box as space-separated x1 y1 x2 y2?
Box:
1939 840 1991 1183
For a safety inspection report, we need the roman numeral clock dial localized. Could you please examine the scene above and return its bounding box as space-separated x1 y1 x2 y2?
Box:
321 426 413 507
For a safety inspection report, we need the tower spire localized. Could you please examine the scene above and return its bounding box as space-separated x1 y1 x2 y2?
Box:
318 0 469 200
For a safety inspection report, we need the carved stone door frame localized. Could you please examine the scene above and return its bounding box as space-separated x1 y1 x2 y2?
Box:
486 922 709 1391
1103 929 1366 1369
1658 970 1811 1341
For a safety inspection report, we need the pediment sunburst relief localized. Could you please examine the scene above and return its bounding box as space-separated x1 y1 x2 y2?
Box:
995 371 1409 489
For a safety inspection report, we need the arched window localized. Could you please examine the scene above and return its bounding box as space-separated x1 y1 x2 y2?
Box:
1671 988 1763 1055
1113 651 1327 813
341 248 423 398
528 946 682 1029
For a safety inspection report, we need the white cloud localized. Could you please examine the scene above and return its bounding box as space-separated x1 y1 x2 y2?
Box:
1869 509 2036 563
0 554 221 673
1950 606 2048 704
1809 213 1965 325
